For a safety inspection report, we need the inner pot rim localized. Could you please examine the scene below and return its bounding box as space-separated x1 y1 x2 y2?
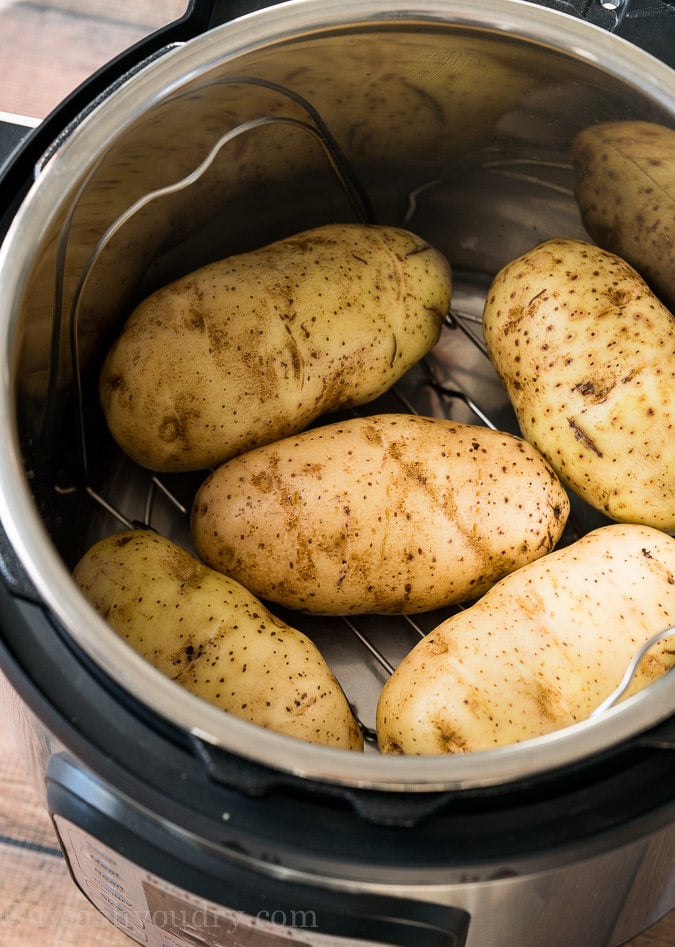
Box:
1 0 674 792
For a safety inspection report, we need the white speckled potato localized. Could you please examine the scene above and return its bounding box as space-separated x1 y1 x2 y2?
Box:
572 121 675 310
482 238 675 530
99 223 451 472
376 524 675 755
73 530 363 751
191 413 569 615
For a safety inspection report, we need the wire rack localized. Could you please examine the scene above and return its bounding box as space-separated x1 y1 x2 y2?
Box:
59 76 673 751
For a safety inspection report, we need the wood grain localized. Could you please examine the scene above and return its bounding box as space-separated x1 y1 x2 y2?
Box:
0 0 187 119
0 710 134 946
0 846 132 946
36 0 189 28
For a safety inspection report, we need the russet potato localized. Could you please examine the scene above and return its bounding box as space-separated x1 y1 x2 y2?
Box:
99 223 451 472
376 524 675 755
73 530 363 751
191 413 569 615
482 238 675 530
572 121 675 310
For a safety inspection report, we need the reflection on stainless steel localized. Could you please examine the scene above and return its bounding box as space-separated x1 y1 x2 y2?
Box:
1 2 674 791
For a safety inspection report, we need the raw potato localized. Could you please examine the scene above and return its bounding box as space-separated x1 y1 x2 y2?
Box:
191 413 569 615
73 530 363 751
99 223 451 472
377 524 675 755
482 238 675 530
572 121 675 310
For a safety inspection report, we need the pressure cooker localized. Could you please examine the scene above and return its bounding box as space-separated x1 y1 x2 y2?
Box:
0 1 674 945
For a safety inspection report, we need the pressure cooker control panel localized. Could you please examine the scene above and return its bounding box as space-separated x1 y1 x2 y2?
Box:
56 816 364 947
47 761 468 947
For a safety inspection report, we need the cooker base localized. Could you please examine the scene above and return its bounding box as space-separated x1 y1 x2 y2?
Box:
47 752 675 947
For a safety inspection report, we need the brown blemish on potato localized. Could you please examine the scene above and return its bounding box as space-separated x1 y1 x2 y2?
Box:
379 737 404 755
639 545 675 586
102 372 124 393
158 415 184 444
362 422 384 447
428 635 449 656
567 417 603 457
501 306 524 336
435 726 468 754
188 307 206 331
529 684 564 725
603 286 632 308
574 380 607 401
282 324 304 381
113 534 135 548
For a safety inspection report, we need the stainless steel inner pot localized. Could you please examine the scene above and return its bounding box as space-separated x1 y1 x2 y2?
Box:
0 0 674 792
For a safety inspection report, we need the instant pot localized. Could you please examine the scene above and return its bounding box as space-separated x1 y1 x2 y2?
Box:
0 1 674 945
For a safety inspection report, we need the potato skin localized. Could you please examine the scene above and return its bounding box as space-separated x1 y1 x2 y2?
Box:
191 413 569 615
99 223 451 472
482 238 675 530
572 121 675 310
377 524 675 755
72 530 363 750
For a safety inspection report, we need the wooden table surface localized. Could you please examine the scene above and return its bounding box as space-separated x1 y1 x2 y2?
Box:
0 2 674 945
0 0 187 121
0 715 131 945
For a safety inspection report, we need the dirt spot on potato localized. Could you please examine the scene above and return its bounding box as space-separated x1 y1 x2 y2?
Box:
363 422 384 446
427 634 449 656
640 545 675 586
435 725 468 753
293 537 319 585
250 469 278 494
531 679 563 723
163 551 210 590
603 286 632 308
188 306 206 331
574 379 614 403
502 306 525 336
320 364 354 409
113 534 135 549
